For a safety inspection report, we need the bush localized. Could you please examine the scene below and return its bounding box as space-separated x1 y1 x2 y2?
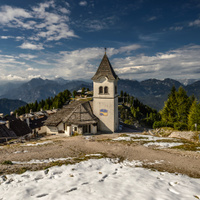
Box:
153 121 173 129
124 119 133 125
2 160 13 165
174 122 188 131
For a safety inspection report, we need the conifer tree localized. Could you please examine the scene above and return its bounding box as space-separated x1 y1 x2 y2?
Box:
161 86 178 123
188 100 200 131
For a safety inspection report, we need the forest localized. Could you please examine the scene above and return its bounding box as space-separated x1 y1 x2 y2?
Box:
14 89 71 115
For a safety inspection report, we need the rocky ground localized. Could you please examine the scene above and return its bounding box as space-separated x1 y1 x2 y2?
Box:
0 127 200 178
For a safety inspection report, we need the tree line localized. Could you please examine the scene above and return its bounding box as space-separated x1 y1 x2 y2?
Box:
119 91 160 127
14 89 71 115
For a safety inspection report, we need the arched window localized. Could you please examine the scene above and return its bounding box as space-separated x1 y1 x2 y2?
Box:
104 86 108 94
99 86 103 94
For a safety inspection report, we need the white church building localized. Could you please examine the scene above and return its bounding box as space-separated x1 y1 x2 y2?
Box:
45 52 119 135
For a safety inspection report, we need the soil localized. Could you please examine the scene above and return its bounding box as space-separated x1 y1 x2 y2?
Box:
0 127 200 178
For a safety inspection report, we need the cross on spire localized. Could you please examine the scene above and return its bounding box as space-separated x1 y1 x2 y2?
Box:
104 47 107 54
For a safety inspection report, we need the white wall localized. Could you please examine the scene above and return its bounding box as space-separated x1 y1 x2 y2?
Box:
91 124 97 134
65 126 71 136
46 126 58 134
93 77 118 133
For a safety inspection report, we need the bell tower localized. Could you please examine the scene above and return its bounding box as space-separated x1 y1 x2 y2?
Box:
92 52 119 132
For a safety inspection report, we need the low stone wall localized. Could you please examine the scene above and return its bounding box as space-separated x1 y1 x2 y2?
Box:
148 128 199 142
169 131 197 141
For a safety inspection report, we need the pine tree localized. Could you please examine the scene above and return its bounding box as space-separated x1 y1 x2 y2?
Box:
161 86 178 123
188 100 200 130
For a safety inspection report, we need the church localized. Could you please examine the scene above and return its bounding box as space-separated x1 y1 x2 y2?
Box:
45 52 119 135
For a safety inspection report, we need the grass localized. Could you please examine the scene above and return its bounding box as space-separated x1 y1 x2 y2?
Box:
171 142 200 151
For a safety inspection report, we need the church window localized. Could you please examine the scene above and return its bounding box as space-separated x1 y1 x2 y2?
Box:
99 86 103 94
104 86 108 94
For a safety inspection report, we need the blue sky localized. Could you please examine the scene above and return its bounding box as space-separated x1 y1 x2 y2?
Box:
0 0 200 82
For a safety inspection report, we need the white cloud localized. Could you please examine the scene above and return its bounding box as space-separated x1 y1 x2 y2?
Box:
189 19 200 27
1 44 200 82
19 54 37 60
169 26 183 31
79 1 88 6
18 42 44 50
26 67 39 71
0 5 32 24
147 16 157 21
1 36 12 39
113 45 200 80
119 44 142 53
0 1 76 47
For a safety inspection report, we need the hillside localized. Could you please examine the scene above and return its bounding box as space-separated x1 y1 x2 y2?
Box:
0 98 27 115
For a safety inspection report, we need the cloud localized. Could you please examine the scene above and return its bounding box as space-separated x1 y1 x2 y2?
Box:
1 36 12 39
118 44 142 53
26 67 39 71
77 15 118 32
0 5 32 24
18 42 44 50
79 1 88 6
113 45 200 80
1 44 200 82
0 1 76 48
169 26 183 31
189 19 200 27
19 54 37 60
147 16 157 21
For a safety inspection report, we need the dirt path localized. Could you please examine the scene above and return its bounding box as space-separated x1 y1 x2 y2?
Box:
0 130 200 178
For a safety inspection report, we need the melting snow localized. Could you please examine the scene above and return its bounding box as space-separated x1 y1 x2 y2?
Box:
21 141 53 146
0 158 200 200
143 142 183 149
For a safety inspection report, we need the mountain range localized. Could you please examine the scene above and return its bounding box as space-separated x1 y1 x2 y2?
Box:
0 77 200 113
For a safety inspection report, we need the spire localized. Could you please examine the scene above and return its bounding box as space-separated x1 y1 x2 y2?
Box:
91 53 118 81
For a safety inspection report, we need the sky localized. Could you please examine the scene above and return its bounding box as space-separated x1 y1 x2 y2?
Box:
0 0 200 82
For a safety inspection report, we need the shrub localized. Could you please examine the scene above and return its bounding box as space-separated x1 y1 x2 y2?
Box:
174 122 188 131
2 160 13 165
153 121 173 129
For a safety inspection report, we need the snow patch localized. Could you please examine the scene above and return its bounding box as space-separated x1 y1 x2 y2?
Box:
0 158 200 200
144 142 183 149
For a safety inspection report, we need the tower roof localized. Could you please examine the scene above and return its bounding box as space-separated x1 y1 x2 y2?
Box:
92 53 118 80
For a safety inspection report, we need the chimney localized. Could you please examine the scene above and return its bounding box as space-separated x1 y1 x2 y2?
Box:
6 121 10 129
26 118 30 127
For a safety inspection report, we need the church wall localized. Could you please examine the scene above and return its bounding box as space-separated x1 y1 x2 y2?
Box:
93 97 118 132
93 77 118 98
93 77 118 133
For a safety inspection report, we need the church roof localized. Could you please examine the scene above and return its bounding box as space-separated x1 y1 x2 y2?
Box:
44 100 98 126
91 53 118 80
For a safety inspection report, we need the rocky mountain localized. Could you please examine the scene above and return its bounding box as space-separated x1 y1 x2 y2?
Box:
0 98 27 115
0 78 92 103
1 77 200 112
118 78 188 111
